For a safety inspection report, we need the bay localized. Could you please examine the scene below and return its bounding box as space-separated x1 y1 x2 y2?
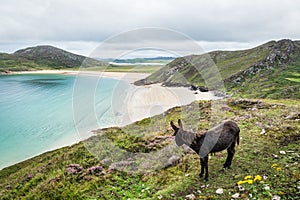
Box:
0 74 121 169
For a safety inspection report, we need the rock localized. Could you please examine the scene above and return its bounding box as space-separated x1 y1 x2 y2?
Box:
182 145 194 154
189 85 197 91
185 194 196 200
234 77 242 83
260 128 266 135
231 193 239 199
279 151 286 155
238 185 245 191
198 86 209 92
272 154 278 158
216 188 224 194
272 195 281 200
264 185 270 190
168 155 180 166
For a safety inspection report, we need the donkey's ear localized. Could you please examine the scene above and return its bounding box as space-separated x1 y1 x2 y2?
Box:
178 119 183 129
170 121 178 131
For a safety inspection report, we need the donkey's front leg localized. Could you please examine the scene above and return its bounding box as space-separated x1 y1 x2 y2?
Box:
200 156 209 182
203 155 209 182
199 157 205 178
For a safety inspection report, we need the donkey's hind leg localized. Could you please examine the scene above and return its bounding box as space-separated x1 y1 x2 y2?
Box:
223 143 236 169
199 157 205 178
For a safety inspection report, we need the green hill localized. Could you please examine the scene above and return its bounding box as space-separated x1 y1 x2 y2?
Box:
135 39 300 99
0 45 107 73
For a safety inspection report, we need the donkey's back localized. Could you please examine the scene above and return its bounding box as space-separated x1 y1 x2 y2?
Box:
203 120 240 153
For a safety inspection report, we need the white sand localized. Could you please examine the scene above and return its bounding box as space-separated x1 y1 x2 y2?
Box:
113 84 220 127
12 70 149 83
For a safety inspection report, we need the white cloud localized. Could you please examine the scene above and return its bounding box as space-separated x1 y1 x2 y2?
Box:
0 0 299 56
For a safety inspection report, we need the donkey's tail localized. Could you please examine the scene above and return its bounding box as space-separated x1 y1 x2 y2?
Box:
236 127 240 146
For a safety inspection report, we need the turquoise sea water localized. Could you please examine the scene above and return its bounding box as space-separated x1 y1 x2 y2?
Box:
0 74 122 169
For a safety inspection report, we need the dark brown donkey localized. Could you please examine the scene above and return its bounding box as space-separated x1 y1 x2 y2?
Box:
170 119 240 182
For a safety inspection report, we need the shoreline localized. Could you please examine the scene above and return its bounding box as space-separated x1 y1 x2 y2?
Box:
8 69 150 84
0 70 222 170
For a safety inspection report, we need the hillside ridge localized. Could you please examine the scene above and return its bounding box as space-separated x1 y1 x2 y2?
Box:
0 45 106 73
134 39 300 99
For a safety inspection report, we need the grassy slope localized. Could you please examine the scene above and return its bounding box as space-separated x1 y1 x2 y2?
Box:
0 99 299 199
0 46 106 73
227 58 300 99
138 43 270 86
0 53 47 72
136 40 300 99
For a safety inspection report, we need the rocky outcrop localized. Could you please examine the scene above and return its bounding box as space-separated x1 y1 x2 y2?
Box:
228 39 300 84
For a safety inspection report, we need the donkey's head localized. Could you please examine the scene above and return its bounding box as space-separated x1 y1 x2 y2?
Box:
170 119 195 147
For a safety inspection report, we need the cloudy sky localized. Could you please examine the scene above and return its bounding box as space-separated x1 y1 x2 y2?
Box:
1 0 300 58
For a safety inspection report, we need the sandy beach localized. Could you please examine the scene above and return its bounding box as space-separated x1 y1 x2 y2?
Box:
110 83 220 128
12 70 150 83
12 69 221 137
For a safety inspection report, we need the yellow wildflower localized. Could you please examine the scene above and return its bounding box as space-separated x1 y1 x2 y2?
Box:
276 167 282 172
244 175 253 180
279 191 285 195
254 175 262 182
271 164 278 168
237 180 243 185
247 179 253 184
237 180 247 185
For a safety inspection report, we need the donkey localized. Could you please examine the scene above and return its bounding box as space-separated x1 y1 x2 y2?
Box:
170 119 240 182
